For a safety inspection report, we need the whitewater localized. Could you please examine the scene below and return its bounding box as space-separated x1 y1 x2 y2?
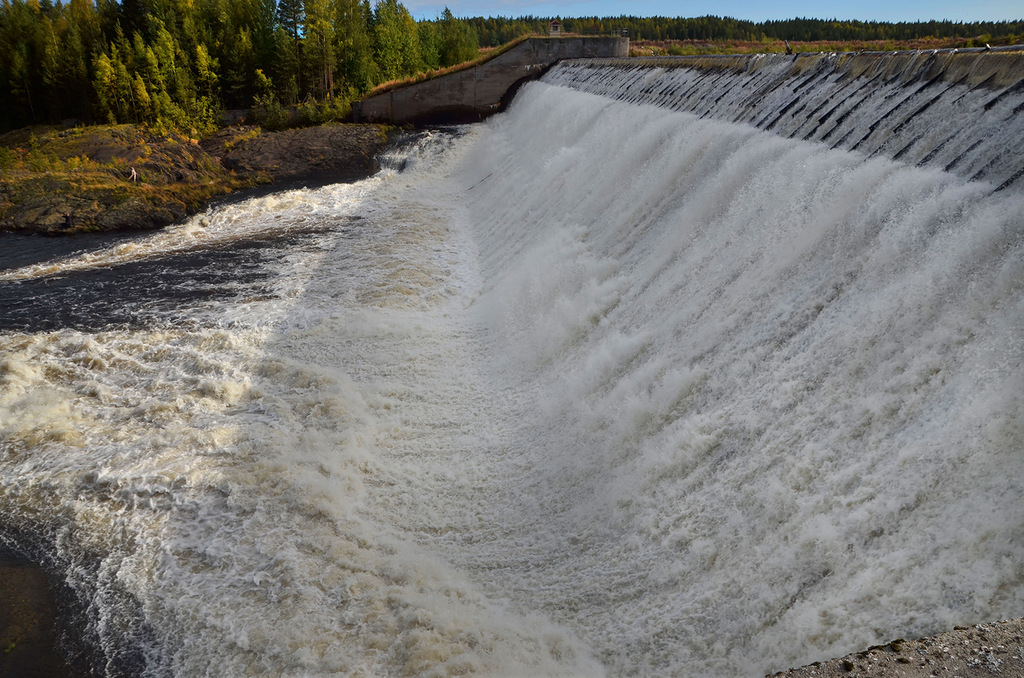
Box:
1 75 1022 677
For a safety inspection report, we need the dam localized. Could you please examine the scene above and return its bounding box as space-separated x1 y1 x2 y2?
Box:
0 48 1022 676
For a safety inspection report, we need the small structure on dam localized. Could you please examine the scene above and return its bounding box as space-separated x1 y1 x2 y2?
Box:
351 36 628 125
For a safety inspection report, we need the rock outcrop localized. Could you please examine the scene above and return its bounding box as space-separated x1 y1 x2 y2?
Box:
0 123 387 235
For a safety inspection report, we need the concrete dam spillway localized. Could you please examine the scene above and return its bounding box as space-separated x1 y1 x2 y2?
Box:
0 48 1022 677
545 48 1024 192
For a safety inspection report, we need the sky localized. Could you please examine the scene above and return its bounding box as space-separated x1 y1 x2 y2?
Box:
405 0 1023 23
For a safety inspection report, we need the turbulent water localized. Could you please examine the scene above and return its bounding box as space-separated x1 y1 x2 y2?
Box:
1 68 1023 677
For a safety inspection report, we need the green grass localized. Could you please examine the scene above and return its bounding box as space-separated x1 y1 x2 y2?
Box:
364 34 536 97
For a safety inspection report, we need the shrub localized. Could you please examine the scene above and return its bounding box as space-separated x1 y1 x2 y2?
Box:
253 92 289 131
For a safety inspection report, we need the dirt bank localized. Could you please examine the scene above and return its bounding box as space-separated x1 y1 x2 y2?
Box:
0 123 387 235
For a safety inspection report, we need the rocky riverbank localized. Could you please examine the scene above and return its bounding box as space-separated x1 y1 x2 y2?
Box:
772 618 1024 677
0 122 387 235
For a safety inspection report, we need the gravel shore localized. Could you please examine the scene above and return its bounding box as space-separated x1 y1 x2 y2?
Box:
773 618 1024 678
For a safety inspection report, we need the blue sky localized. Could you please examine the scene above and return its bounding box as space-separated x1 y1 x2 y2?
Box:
406 0 1022 23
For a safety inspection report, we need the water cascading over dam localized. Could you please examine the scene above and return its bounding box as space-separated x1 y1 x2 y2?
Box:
547 49 1024 191
0 51 1022 677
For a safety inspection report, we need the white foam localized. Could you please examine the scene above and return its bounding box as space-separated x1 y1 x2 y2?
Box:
445 83 1024 675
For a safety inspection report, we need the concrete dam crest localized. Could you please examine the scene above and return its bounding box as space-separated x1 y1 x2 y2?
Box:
357 43 1024 194
546 47 1024 193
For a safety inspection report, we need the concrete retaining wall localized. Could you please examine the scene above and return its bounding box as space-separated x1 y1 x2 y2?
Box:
352 37 628 125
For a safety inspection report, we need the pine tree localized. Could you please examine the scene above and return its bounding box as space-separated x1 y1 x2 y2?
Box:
303 0 335 99
438 7 476 67
335 0 376 93
277 0 304 41
277 0 304 98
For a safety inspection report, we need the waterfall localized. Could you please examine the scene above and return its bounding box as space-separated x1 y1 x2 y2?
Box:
544 50 1024 192
451 70 1023 674
0 54 1022 677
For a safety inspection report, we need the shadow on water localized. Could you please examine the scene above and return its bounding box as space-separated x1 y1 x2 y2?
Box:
0 546 75 678
0 231 150 273
0 230 328 333
0 543 153 678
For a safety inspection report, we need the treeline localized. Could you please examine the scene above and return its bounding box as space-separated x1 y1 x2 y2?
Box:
2 2 1021 135
465 15 1023 46
759 18 1023 42
0 0 477 133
